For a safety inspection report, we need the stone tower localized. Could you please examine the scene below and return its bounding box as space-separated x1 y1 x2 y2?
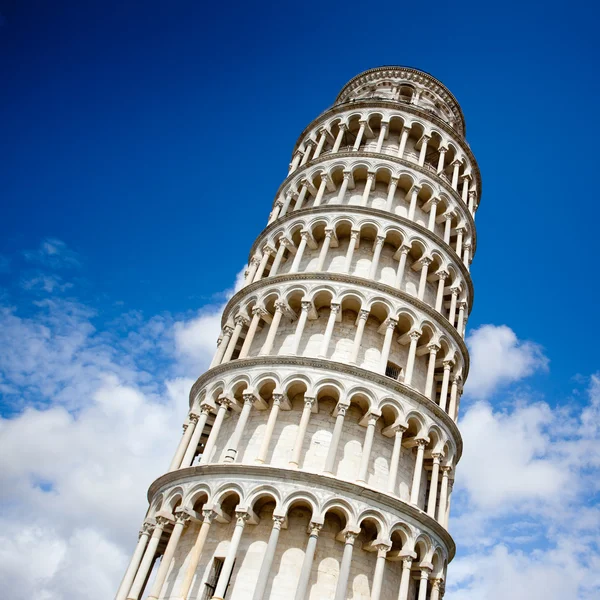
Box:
116 66 479 600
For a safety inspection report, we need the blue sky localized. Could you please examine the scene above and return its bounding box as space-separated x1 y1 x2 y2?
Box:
1 1 599 599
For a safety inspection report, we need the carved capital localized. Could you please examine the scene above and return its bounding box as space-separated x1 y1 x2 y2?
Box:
242 392 257 406
272 515 286 530
234 511 250 526
202 509 216 524
200 404 213 416
359 309 370 320
234 314 249 327
272 393 285 406
436 270 449 281
330 303 341 314
301 300 312 312
344 531 358 544
309 522 322 536
188 413 200 425
386 318 398 330
408 330 422 342
303 396 316 409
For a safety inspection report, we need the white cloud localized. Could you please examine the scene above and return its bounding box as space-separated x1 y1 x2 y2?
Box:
450 373 600 599
465 324 549 399
21 273 73 293
23 238 81 269
0 270 226 599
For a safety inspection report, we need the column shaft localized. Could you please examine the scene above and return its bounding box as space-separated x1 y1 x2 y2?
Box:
200 401 228 465
333 534 356 600
255 395 282 463
147 514 189 600
127 520 165 600
260 303 284 356
181 408 211 468
357 415 378 483
252 517 285 600
212 514 248 600
176 512 214 600
410 441 426 506
294 525 321 600
323 405 347 474
350 310 369 364
289 397 314 467
387 427 405 494
115 525 151 600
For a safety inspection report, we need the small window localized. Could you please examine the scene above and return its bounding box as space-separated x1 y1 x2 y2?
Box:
201 558 224 600
386 362 403 381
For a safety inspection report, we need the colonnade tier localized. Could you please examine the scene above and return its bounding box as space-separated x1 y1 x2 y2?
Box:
287 100 480 209
335 67 466 136
270 152 477 256
130 467 451 600
245 207 474 319
188 357 462 449
173 359 460 508
210 277 467 419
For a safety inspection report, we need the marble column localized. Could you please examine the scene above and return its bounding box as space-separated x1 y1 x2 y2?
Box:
115 521 153 600
437 467 451 525
375 122 388 152
417 568 430 600
361 172 376 206
323 403 348 474
418 135 430 166
385 177 399 212
334 532 357 600
435 272 448 313
350 309 369 364
294 523 322 600
290 231 309 273
291 301 311 355
397 127 410 158
168 414 198 472
211 512 250 600
289 396 315 468
417 258 431 301
426 454 443 517
255 393 284 464
260 302 285 356
238 307 264 359
344 229 360 274
379 318 398 373
370 544 390 600
386 425 406 494
147 511 191 600
200 398 230 465
222 315 248 363
176 510 215 600
369 236 385 279
252 516 286 600
127 517 167 600
316 228 334 271
357 414 379 483
394 246 410 289
397 558 413 600
181 405 212 468
424 344 439 400
410 439 427 506
223 393 255 463
353 120 366 150
332 124 346 152
403 331 421 387
210 326 233 367
318 303 340 358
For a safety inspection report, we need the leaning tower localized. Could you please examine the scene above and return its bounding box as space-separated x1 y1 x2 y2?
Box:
116 66 479 600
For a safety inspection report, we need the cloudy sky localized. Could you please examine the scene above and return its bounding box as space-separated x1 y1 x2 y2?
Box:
1 1 599 599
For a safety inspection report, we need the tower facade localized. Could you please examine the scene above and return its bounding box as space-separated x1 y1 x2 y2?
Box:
116 66 480 600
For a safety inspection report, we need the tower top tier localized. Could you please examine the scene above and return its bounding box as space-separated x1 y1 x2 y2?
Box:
335 66 466 136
